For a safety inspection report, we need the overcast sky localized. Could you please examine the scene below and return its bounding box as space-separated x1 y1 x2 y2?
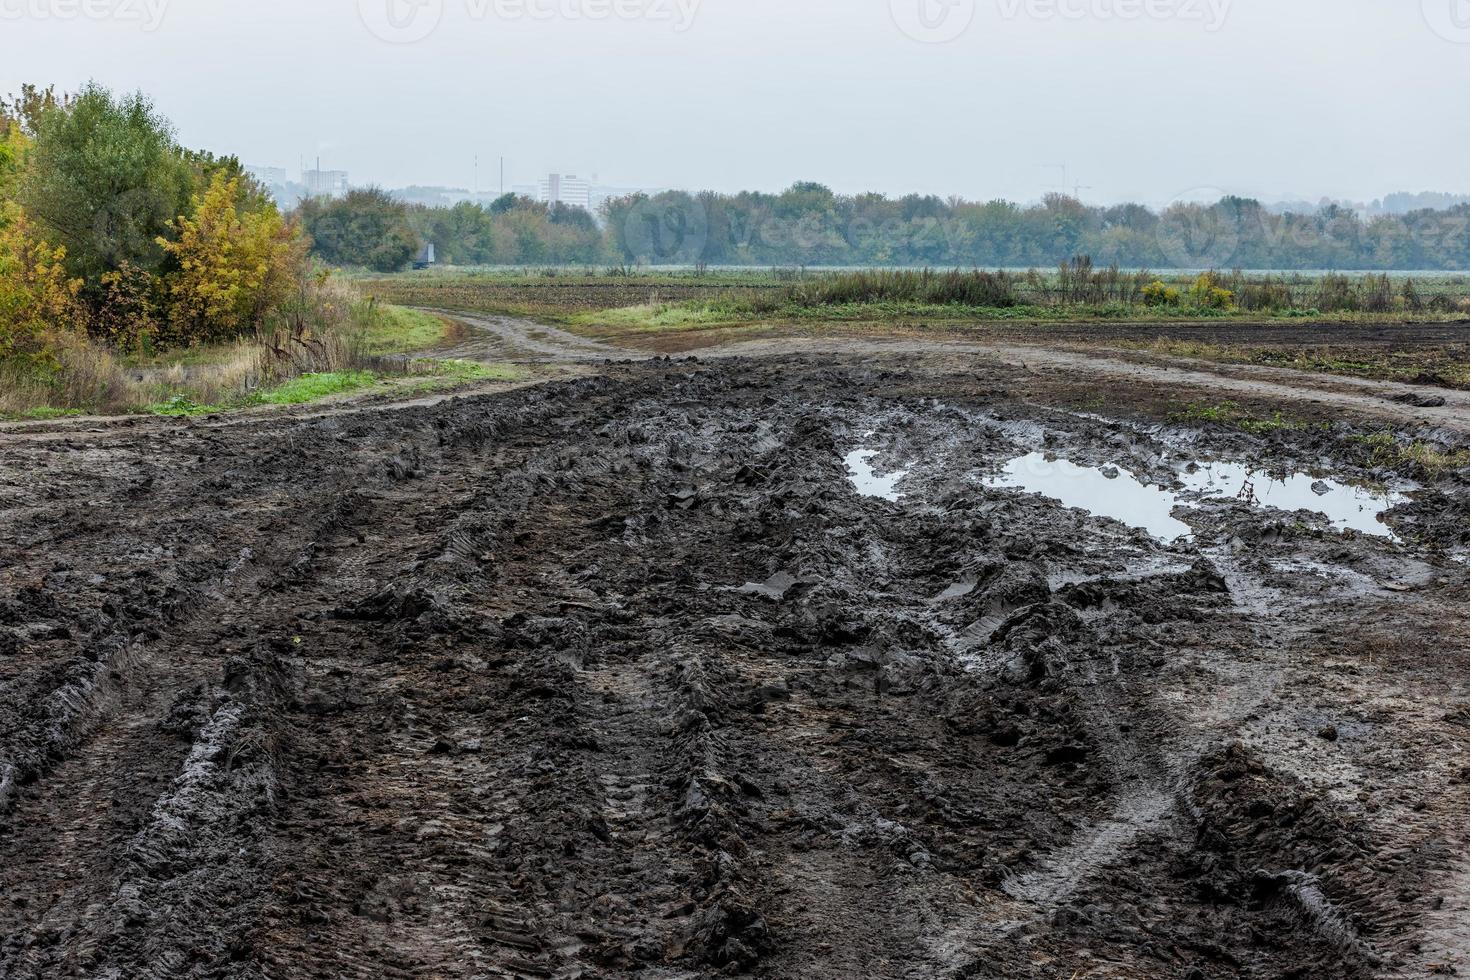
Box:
2 0 1467 205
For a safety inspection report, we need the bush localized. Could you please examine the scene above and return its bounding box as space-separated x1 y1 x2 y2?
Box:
0 214 83 368
158 173 307 344
1187 272 1234 310
788 268 1018 307
1141 280 1180 307
1236 277 1294 311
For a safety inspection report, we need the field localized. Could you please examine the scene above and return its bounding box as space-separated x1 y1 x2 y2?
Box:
3 280 1470 978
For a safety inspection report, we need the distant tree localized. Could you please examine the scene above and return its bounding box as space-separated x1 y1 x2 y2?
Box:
487 193 519 215
299 187 419 272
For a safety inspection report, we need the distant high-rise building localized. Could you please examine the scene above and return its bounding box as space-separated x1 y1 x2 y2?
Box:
246 165 290 187
537 173 592 211
303 168 350 198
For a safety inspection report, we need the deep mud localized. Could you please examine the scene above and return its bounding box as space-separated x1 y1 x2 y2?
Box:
2 352 1469 978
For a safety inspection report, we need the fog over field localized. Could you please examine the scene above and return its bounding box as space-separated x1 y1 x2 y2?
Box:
2 0 1468 203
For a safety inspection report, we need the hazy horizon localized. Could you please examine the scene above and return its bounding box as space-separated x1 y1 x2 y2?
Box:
4 0 1469 208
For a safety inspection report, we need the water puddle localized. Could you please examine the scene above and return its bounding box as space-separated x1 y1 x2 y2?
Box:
738 571 799 600
1176 462 1408 538
846 449 908 502
984 454 1194 542
984 453 1408 543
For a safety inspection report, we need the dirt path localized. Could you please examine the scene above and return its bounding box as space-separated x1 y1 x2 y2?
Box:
2 340 1469 977
435 311 1470 431
425 309 638 364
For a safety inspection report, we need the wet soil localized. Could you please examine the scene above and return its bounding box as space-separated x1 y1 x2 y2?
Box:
2 339 1469 978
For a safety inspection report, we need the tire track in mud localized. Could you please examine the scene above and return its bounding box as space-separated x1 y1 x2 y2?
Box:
1 356 1466 977
0 427 400 974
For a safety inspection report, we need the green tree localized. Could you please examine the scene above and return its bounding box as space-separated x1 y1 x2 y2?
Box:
19 83 192 290
299 187 419 272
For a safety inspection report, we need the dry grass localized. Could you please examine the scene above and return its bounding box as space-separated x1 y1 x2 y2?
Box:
1 279 410 418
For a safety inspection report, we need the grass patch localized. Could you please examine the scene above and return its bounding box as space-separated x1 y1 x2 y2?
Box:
143 394 222 417
251 370 380 406
1349 431 1470 472
1170 400 1319 435
134 359 525 418
396 359 529 396
1127 337 1470 390
18 406 84 420
141 371 378 416
358 268 1470 330
358 305 456 354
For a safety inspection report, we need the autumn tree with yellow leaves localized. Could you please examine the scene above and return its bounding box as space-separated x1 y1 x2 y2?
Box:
157 173 307 344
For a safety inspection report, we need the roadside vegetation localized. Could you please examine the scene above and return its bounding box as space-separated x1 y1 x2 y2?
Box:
1125 336 1470 390
358 263 1470 330
0 83 498 420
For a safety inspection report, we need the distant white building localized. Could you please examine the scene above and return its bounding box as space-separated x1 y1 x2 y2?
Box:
537 173 592 211
246 165 290 187
303 168 350 198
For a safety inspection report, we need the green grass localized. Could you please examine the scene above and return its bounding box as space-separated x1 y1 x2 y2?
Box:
1170 400 1322 435
1349 431 1470 472
20 406 83 420
144 394 222 417
397 359 528 396
359 267 1470 330
358 305 454 354
136 359 527 418
141 371 378 416
251 370 380 405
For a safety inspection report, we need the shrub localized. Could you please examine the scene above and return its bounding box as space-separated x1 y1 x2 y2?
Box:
788 268 1018 307
1236 277 1294 311
1187 272 1234 310
0 214 84 368
1141 280 1180 307
158 173 307 344
1315 273 1358 312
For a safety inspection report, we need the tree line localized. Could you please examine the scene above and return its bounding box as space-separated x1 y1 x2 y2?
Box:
308 182 1470 272
601 186 1470 271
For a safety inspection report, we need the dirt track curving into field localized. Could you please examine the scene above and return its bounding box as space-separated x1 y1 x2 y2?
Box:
430 310 1470 432
3 325 1470 978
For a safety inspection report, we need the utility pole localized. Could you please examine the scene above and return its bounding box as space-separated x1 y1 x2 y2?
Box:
500 156 505 197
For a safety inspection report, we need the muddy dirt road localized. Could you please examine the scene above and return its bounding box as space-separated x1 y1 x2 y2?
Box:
2 330 1470 978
